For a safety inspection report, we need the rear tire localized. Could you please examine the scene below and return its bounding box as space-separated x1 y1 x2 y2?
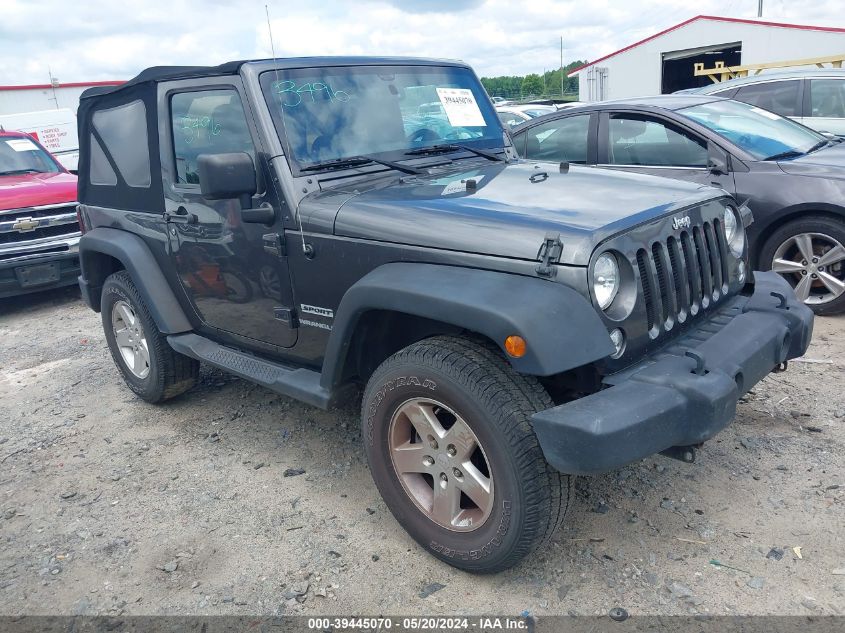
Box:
101 270 199 403
759 215 845 315
362 335 571 573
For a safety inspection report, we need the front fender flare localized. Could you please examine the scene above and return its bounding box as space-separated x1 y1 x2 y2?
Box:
79 227 192 334
320 262 614 389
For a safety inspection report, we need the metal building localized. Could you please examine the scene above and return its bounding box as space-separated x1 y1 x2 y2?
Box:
0 81 123 116
569 15 845 102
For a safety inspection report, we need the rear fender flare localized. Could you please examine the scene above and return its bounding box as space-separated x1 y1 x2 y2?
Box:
79 227 192 334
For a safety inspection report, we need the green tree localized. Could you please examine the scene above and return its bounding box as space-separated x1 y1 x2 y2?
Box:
481 61 588 101
521 74 543 98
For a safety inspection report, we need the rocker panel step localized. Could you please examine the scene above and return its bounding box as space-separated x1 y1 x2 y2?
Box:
167 333 330 409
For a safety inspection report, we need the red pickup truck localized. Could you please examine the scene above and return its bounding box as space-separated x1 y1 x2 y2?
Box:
0 130 80 298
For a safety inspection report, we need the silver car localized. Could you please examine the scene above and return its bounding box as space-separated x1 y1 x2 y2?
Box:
685 68 845 137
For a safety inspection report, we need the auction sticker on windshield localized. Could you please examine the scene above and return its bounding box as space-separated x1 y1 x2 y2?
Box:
436 88 486 127
5 138 39 152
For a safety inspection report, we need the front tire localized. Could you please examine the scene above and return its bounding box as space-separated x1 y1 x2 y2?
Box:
101 270 199 403
362 336 571 573
759 215 845 315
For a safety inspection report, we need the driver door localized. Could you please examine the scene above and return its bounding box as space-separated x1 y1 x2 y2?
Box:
160 77 297 350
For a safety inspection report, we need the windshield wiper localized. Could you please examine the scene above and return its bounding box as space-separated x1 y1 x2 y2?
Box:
300 155 422 175
764 149 805 161
0 169 41 176
806 139 831 154
405 144 505 162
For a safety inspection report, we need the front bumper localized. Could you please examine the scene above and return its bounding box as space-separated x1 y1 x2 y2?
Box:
532 272 814 475
0 238 81 299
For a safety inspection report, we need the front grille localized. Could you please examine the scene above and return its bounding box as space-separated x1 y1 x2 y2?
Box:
636 218 730 338
0 223 77 245
0 204 75 223
0 203 79 247
0 244 69 262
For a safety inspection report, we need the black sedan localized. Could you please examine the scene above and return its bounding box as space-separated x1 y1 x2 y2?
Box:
511 95 845 314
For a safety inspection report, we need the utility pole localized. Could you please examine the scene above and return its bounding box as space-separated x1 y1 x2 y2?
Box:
48 66 59 109
560 36 564 96
758 0 763 17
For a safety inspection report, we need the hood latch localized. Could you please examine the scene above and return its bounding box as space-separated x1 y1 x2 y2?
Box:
536 232 563 278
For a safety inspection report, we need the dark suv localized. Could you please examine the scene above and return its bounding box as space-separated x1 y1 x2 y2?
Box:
76 58 813 573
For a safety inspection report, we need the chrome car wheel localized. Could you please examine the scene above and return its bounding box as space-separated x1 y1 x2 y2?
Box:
388 397 494 532
772 232 845 305
111 300 150 379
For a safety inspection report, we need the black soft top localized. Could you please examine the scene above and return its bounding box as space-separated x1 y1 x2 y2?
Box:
80 56 464 100
77 56 468 213
77 60 251 213
79 60 246 100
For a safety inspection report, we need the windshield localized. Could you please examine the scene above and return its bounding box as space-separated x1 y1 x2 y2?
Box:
260 65 503 170
677 99 825 160
0 136 61 176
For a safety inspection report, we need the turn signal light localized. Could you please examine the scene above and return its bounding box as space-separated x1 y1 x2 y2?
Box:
504 335 527 358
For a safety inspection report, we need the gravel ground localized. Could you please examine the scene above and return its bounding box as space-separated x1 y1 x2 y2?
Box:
0 287 843 617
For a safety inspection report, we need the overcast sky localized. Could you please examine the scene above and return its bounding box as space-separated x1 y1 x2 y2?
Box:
0 0 842 85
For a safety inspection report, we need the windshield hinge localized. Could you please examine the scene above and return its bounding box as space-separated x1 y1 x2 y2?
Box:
536 232 563 278
263 233 286 258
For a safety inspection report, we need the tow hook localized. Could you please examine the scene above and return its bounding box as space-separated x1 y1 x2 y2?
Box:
770 291 789 309
660 445 697 464
685 350 707 376
773 361 789 373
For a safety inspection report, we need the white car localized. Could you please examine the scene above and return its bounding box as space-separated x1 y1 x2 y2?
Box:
495 104 557 128
556 101 585 110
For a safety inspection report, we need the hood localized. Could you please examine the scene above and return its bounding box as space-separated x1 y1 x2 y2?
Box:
0 171 77 211
322 161 722 265
778 141 845 178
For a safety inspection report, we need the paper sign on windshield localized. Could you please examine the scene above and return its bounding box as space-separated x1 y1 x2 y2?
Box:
436 88 486 127
5 138 38 152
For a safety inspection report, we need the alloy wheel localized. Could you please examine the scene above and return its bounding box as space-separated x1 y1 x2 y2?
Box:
111 300 150 379
771 232 845 305
388 397 494 532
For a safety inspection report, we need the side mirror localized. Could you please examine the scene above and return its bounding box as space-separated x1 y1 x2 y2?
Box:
707 143 730 175
197 152 257 208
197 152 274 224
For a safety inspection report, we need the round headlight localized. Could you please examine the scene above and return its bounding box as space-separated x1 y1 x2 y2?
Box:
724 207 737 242
724 206 745 257
593 252 620 310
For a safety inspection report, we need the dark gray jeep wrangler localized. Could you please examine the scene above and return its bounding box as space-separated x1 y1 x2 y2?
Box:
76 57 813 573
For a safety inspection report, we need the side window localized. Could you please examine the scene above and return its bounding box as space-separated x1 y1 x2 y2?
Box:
809 79 845 118
91 99 151 187
711 87 739 100
733 80 800 117
608 115 706 167
170 89 255 184
523 114 590 163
